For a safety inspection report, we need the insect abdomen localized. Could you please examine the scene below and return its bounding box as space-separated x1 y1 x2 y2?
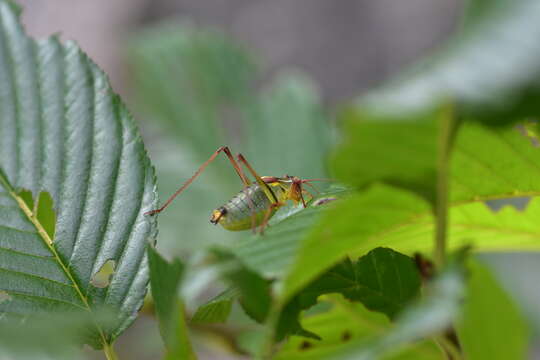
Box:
211 183 275 231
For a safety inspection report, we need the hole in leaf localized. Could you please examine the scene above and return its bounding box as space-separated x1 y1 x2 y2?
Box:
91 259 116 288
36 192 55 240
16 190 56 240
485 197 531 212
517 122 540 148
18 189 34 210
299 341 313 351
341 330 352 342
0 290 12 304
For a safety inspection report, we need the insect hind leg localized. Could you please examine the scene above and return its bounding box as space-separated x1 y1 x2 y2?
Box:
144 146 251 216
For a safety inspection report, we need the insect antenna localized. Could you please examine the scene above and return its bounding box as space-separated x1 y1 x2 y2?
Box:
303 182 320 194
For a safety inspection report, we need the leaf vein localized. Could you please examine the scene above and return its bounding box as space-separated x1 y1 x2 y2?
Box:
3 289 87 310
0 266 73 288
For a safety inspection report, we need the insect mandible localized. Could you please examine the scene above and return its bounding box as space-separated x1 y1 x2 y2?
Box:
145 146 326 234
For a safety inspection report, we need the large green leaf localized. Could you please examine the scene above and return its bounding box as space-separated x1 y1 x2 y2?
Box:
0 1 157 348
457 260 529 360
317 248 421 319
284 186 540 301
287 121 540 301
282 184 431 300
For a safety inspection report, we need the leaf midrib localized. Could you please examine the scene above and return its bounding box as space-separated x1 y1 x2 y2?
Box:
0 171 107 340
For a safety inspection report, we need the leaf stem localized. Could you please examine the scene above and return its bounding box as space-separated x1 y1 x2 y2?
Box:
434 103 456 268
257 303 282 360
103 342 119 360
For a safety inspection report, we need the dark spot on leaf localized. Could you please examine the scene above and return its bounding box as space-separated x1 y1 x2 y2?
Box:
91 259 116 288
313 197 337 206
341 330 352 342
0 290 12 303
516 122 540 147
299 341 313 350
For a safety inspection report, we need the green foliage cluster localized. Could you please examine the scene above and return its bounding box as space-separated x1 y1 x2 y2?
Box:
1 0 540 359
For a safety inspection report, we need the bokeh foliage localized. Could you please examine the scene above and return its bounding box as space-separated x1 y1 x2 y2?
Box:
1 0 540 359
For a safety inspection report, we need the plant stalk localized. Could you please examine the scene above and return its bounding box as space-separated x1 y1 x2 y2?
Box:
434 103 455 268
103 342 119 360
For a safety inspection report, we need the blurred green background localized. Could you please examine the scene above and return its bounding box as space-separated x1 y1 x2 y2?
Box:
14 1 467 359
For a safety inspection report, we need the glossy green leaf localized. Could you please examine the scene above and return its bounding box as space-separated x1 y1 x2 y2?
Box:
147 246 196 360
293 120 540 302
357 0 540 124
457 260 529 360
449 121 540 203
326 248 421 319
274 248 421 341
0 1 157 348
282 184 431 301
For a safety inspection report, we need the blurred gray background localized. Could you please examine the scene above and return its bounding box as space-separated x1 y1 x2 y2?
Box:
18 0 459 104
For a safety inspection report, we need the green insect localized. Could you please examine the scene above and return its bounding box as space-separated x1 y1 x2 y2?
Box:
145 146 325 233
